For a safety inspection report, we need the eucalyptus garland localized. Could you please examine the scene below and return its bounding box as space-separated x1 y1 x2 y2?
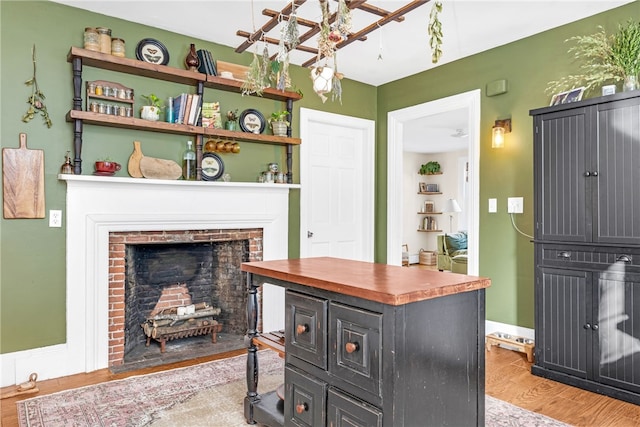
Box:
428 1 443 64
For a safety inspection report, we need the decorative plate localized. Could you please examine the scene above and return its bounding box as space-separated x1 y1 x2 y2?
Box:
135 38 170 65
239 109 266 134
201 152 224 181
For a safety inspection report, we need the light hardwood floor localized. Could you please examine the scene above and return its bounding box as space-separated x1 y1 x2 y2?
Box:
2 346 639 426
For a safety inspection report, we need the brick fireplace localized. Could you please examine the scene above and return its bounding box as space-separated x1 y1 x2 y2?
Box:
1 175 296 385
109 228 263 367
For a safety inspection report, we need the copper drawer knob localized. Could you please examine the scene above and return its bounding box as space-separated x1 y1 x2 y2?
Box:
296 402 308 414
345 342 359 353
296 324 309 335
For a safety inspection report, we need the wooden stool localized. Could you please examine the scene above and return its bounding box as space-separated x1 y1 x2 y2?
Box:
486 332 534 363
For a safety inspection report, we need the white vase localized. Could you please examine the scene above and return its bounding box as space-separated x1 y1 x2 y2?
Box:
140 105 160 121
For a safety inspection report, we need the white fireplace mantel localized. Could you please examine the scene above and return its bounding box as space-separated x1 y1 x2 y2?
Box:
1 175 299 386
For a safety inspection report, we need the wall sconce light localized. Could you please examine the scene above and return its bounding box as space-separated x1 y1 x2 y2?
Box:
492 118 512 149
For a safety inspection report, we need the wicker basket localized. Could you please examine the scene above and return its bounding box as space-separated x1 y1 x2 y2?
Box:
419 249 436 265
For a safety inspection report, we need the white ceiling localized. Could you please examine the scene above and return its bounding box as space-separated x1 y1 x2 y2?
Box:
52 0 633 152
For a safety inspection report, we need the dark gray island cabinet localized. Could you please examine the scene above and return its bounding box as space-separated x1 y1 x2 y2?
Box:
530 91 640 405
242 257 490 426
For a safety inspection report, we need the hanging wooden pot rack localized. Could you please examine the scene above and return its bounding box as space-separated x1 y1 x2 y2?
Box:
235 0 431 68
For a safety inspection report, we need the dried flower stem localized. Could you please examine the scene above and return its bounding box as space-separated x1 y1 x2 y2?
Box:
22 44 52 128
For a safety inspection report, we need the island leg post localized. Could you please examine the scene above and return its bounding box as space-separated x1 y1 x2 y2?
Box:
244 272 259 424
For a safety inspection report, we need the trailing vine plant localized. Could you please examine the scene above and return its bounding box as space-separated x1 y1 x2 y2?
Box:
22 44 52 128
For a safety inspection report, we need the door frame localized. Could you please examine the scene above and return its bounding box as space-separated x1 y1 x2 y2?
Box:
299 107 376 261
386 90 481 274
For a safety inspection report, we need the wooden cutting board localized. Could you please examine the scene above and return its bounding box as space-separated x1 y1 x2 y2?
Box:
2 133 45 219
127 141 144 178
139 156 182 180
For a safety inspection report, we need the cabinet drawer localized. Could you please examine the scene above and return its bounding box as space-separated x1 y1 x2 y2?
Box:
329 302 382 397
285 366 326 427
285 290 328 369
539 245 640 273
327 387 382 427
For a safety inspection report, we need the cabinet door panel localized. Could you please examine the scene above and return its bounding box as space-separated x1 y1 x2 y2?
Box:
538 268 591 378
535 109 591 242
595 99 640 245
596 270 640 393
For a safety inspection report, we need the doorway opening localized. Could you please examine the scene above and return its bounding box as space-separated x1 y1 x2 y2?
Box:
386 89 481 275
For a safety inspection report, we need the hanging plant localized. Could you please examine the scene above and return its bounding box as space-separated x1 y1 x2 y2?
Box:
336 0 352 39
282 3 300 50
317 0 337 59
428 1 443 64
242 47 266 96
22 44 52 128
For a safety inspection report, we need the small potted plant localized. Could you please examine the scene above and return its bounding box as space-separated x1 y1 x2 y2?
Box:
419 161 441 175
140 94 164 121
268 110 290 136
225 109 239 131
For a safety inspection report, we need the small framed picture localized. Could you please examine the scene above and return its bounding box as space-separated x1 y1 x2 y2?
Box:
550 91 568 106
424 201 435 213
564 87 585 104
602 85 616 96
550 87 585 106
419 182 427 193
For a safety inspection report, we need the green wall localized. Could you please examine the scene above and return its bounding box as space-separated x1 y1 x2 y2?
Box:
0 0 375 354
376 2 639 327
1 0 638 355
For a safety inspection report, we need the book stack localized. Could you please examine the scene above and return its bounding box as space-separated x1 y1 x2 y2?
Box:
171 93 201 125
201 102 222 128
196 49 217 76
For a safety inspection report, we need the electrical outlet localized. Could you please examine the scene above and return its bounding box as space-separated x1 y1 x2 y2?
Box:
49 210 62 227
488 198 497 213
507 197 524 214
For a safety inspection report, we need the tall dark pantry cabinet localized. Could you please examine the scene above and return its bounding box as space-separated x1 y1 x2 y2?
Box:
530 91 640 405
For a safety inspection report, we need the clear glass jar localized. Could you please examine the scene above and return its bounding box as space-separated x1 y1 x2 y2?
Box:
83 27 100 51
111 38 125 57
94 84 103 96
98 102 106 114
117 88 127 99
102 85 111 97
96 27 112 54
89 102 99 113
87 82 96 95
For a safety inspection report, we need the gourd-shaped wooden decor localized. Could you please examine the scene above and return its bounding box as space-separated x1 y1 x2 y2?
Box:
128 140 144 178
185 43 199 72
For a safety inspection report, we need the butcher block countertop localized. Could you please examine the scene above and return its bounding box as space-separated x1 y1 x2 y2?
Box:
242 257 490 306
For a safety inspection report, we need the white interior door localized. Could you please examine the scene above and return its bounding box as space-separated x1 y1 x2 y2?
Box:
300 108 375 262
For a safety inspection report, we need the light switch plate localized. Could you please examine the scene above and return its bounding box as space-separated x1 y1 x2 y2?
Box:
488 198 497 213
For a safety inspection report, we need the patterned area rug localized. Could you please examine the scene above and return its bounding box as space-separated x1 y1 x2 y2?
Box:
17 350 569 427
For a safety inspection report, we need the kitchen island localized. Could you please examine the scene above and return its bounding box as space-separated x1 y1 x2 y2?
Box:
243 257 490 426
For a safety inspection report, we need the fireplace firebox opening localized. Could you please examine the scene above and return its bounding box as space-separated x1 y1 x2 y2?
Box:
108 229 263 371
